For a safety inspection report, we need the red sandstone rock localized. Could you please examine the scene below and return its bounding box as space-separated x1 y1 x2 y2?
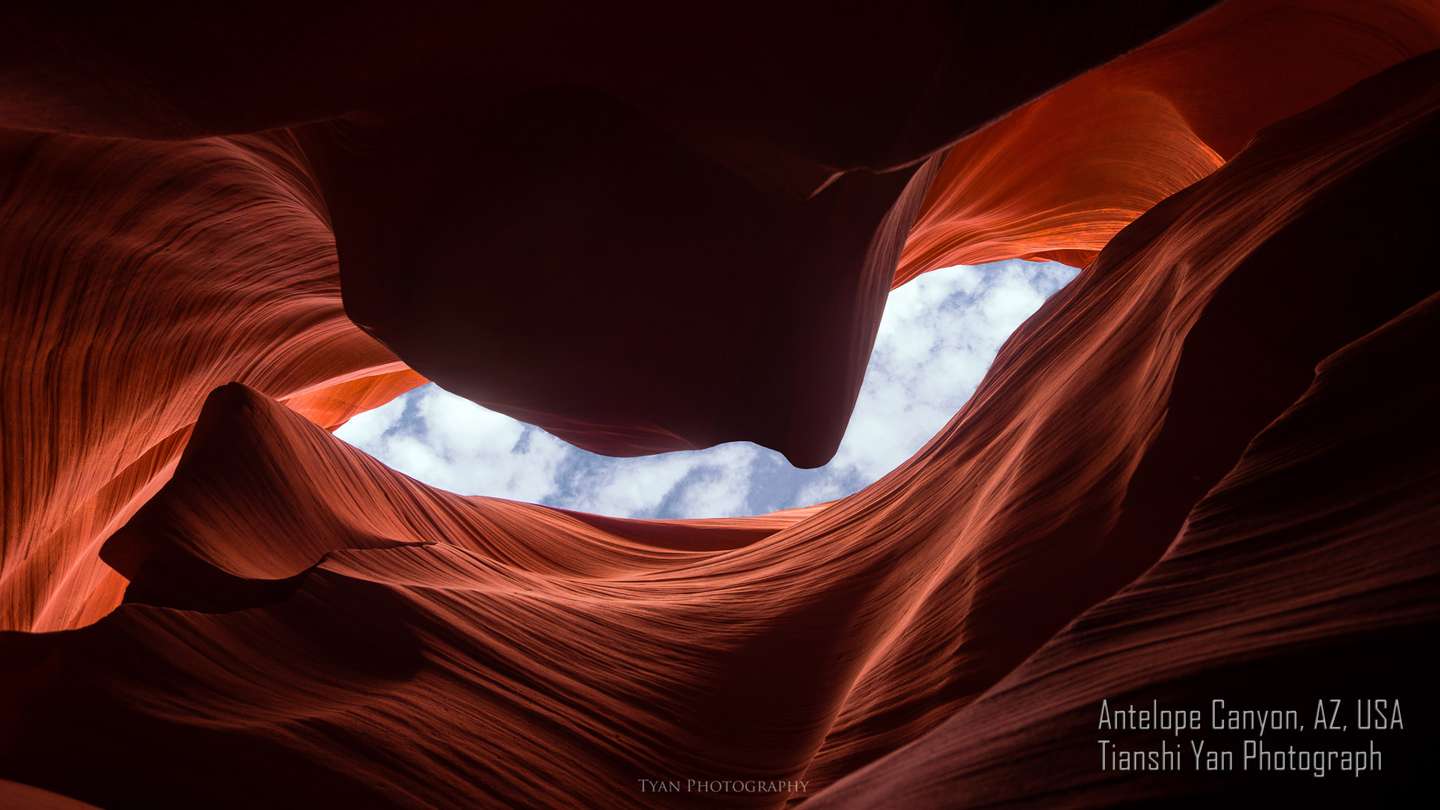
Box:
0 129 422 631
897 0 1440 282
2 3 1439 808
0 2 1213 630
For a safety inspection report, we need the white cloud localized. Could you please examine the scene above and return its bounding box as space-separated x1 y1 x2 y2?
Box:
819 260 1070 489
335 391 407 449
795 476 849 508
334 260 1077 518
564 453 700 517
668 443 760 518
335 386 571 504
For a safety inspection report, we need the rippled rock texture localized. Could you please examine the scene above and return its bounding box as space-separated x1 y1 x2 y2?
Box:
2 2 1439 807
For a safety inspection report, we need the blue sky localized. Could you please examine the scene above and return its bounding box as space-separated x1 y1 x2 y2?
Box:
336 260 1076 518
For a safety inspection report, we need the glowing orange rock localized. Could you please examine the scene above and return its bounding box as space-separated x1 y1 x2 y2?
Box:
897 0 1440 283
0 130 421 631
2 4 1440 806
4 50 1437 807
0 2 1214 630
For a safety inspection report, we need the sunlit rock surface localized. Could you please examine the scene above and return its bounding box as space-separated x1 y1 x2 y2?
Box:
2 2 1439 807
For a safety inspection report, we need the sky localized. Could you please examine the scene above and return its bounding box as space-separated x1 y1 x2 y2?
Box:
336 260 1077 518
